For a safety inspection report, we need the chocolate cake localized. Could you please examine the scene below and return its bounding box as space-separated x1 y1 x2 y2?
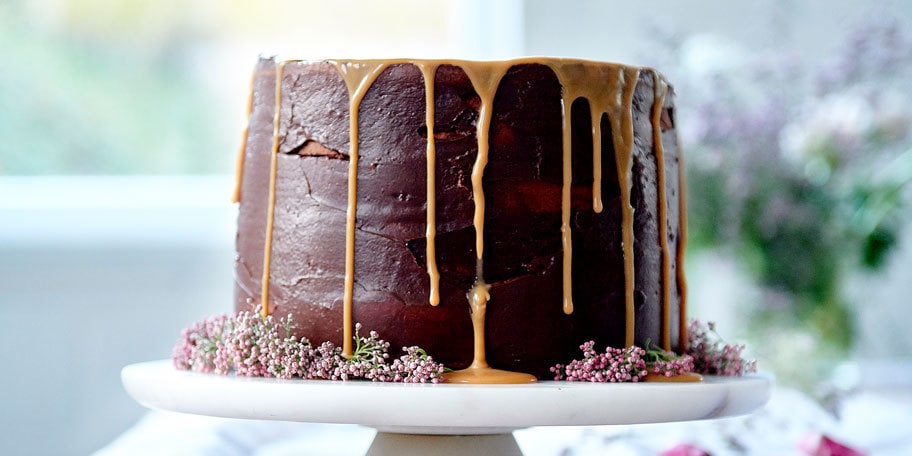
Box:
232 57 687 381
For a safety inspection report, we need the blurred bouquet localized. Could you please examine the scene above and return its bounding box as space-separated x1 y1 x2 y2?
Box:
665 22 912 359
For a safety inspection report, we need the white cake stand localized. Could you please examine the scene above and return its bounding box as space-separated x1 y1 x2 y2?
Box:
122 360 772 456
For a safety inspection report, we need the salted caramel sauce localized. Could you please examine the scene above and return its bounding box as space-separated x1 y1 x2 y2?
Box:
441 281 537 384
644 372 703 383
652 74 673 351
617 68 641 347
544 62 639 318
334 61 389 358
542 62 625 217
676 122 690 351
460 62 511 260
445 62 538 383
232 70 257 204
417 62 441 306
259 60 294 320
591 108 605 214
550 66 645 347
557 89 575 315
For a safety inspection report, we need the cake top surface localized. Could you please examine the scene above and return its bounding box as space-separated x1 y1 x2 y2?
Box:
263 56 667 80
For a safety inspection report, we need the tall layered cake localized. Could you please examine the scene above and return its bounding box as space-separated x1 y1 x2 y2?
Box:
232 57 687 381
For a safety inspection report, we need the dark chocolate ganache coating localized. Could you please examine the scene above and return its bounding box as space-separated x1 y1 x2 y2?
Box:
234 57 683 378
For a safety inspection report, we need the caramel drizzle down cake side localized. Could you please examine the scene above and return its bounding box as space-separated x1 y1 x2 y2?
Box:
614 68 641 348
461 62 506 367
443 62 541 383
243 58 688 378
652 74 673 351
259 59 295 320
675 103 690 352
232 69 257 204
543 63 640 339
459 63 511 364
333 61 389 358
416 62 441 306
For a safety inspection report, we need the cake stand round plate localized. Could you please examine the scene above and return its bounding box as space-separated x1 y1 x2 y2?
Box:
123 360 772 455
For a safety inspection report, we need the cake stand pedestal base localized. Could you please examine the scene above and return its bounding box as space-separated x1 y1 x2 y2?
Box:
122 360 771 456
366 432 521 456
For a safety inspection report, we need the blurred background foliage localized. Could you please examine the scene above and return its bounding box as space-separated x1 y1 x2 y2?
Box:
662 22 912 386
0 0 231 174
0 0 449 174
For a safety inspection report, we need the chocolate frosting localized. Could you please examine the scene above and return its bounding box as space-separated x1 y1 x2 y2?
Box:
234 57 683 378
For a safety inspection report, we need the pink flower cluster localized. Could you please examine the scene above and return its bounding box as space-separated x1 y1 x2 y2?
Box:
662 443 710 456
650 353 696 377
687 320 758 376
172 311 445 383
172 313 231 374
550 341 649 382
549 320 757 382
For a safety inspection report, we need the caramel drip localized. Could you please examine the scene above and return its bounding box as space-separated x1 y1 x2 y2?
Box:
544 62 627 219
652 75 672 351
558 97 575 315
259 60 292 320
545 63 640 344
676 125 690 351
232 69 257 204
461 62 510 260
468 282 490 367
441 282 536 384
544 62 619 316
614 69 640 347
417 63 441 306
334 61 388 358
591 104 604 214
441 62 535 384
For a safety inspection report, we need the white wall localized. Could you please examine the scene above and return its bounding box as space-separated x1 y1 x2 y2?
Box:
0 177 235 455
521 0 912 68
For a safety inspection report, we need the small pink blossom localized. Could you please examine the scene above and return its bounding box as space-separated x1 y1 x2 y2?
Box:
662 443 710 456
798 434 866 456
687 319 757 376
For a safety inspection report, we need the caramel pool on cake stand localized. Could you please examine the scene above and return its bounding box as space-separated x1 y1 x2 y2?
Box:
442 282 538 385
